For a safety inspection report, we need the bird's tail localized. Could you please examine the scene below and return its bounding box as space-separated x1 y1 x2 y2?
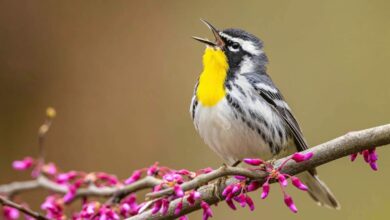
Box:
297 171 340 209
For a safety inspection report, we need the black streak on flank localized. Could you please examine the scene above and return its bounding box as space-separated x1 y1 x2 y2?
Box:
232 82 247 98
192 99 198 120
226 94 244 115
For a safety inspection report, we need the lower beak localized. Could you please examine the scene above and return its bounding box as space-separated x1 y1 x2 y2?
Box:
192 19 225 48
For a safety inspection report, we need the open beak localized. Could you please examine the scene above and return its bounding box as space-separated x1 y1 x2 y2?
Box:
192 19 225 48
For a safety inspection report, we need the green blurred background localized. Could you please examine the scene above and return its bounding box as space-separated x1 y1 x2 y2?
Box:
1 0 390 219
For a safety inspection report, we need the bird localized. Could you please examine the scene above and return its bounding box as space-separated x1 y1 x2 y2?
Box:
189 20 340 209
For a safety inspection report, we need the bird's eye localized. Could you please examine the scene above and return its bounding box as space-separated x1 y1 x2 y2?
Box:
231 42 240 49
228 42 240 52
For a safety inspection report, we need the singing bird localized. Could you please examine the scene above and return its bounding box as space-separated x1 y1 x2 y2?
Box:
190 20 340 209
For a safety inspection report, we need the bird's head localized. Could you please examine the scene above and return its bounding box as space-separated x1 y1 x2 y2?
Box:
193 20 268 74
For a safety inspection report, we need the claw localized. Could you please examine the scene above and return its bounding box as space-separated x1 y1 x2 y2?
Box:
213 176 227 200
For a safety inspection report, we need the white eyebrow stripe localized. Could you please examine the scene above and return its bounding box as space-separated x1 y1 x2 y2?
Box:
219 32 263 56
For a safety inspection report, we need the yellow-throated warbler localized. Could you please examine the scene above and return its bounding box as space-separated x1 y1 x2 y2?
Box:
190 20 340 209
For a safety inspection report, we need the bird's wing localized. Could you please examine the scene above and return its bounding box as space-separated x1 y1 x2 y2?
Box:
245 73 309 152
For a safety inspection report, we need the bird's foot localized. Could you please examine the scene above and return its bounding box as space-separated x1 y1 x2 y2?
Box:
212 162 240 200
213 176 227 200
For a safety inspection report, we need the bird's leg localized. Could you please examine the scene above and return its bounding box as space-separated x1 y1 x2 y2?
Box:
231 160 241 167
212 163 227 200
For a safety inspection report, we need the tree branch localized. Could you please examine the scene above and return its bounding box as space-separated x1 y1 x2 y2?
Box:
1 124 389 220
128 124 390 220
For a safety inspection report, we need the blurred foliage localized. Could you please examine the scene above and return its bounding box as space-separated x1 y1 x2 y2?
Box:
0 0 389 219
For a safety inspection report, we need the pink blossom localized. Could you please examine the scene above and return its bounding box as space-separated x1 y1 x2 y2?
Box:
79 202 99 218
179 216 189 220
232 193 255 211
96 206 120 220
97 173 119 186
369 149 378 162
368 149 378 171
283 194 298 213
147 163 159 176
12 157 34 171
370 162 378 171
124 170 142 185
225 199 236 210
199 167 213 174
164 173 184 184
201 201 213 220
350 153 358 162
174 185 184 197
231 184 242 195
350 148 379 171
187 191 201 206
261 182 270 199
291 176 308 191
245 195 255 211
151 200 162 214
120 203 131 217
120 194 139 217
161 199 169 215
174 201 183 215
243 158 264 166
222 185 233 197
234 194 247 207
153 184 162 192
3 206 19 220
42 162 57 175
292 152 313 163
278 174 288 187
234 175 246 181
63 180 83 203
41 196 64 219
56 171 78 184
176 169 192 176
247 181 261 192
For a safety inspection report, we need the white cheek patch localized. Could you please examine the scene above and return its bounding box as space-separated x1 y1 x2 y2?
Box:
220 32 263 56
239 56 255 74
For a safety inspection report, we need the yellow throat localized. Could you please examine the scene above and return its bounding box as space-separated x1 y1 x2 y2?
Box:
196 47 229 107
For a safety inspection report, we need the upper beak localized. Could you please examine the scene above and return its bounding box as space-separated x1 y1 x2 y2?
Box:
192 19 225 48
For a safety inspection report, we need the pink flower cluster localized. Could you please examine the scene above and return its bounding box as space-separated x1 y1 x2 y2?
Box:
71 194 144 220
145 165 210 220
3 147 380 220
350 148 378 171
221 152 314 213
41 196 64 219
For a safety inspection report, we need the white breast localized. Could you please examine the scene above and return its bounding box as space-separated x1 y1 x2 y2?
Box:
191 76 292 164
194 99 274 164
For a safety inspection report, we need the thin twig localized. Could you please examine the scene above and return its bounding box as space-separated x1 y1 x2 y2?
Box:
0 175 162 203
0 196 49 220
